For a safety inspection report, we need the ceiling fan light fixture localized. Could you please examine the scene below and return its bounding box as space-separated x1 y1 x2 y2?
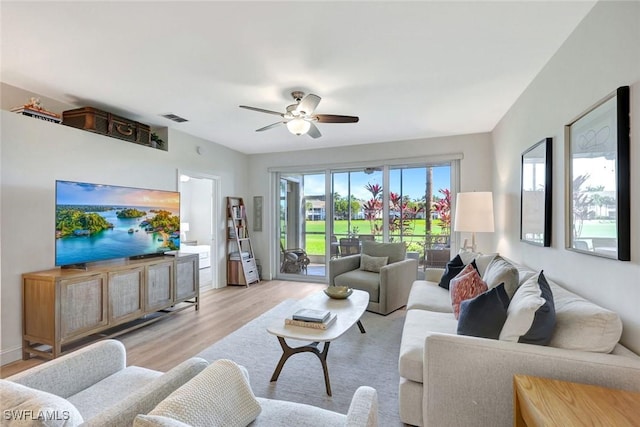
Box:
286 118 311 136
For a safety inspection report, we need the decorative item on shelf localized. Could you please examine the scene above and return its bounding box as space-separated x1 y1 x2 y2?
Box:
62 106 152 147
11 97 61 123
324 285 353 299
150 132 165 149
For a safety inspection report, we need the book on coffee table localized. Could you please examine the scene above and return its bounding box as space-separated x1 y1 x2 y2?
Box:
292 308 331 323
285 313 337 330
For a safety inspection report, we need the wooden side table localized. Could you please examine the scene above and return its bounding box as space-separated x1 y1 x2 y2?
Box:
513 375 640 427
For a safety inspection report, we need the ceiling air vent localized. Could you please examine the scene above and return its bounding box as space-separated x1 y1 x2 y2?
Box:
161 113 189 123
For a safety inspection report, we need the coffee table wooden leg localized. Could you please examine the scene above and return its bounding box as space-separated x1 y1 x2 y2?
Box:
270 336 333 396
357 320 366 333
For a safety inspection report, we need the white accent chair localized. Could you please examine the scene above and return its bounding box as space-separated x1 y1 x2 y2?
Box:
133 359 379 427
1 340 208 426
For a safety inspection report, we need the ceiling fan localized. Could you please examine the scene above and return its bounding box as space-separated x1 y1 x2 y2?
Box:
239 91 359 138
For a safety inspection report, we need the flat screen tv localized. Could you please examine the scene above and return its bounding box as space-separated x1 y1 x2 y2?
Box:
55 180 181 268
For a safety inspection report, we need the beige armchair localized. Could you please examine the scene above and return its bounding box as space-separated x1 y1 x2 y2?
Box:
329 241 417 315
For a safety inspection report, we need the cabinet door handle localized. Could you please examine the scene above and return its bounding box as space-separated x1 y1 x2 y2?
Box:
115 124 134 136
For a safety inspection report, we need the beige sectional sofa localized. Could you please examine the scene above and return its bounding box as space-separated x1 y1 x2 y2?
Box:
398 254 640 427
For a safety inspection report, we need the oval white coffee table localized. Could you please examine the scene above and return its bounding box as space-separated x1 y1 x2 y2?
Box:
266 289 368 396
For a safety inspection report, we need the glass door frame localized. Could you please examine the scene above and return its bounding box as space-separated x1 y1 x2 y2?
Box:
271 156 461 282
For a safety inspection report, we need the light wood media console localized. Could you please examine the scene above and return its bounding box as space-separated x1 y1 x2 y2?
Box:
22 253 199 360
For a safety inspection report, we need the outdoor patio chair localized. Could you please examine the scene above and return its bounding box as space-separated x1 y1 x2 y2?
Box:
331 235 341 258
424 248 451 268
280 242 310 274
339 237 361 256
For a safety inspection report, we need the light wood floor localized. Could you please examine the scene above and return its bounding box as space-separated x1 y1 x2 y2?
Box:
1 280 326 378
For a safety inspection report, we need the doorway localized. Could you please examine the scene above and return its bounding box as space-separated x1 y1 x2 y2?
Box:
178 170 221 290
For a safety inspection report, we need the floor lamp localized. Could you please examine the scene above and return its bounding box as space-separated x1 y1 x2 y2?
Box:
454 192 494 253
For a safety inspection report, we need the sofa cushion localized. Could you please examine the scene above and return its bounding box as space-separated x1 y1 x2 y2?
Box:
399 310 458 383
457 283 510 339
334 270 380 302
548 281 623 353
67 366 161 420
406 280 453 313
482 256 520 298
359 253 388 273
0 379 84 427
449 264 488 319
250 398 346 426
361 241 406 264
438 255 478 290
457 251 497 277
499 271 555 345
143 359 261 427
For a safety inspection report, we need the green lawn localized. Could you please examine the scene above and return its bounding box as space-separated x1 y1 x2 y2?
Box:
302 219 447 256
578 220 616 238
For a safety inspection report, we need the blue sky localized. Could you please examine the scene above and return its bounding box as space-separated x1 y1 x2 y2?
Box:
56 180 180 209
302 166 450 201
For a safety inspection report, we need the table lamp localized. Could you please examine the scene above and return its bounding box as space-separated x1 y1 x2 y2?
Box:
180 222 190 241
453 192 494 252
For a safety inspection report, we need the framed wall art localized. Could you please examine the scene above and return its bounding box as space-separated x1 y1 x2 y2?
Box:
253 196 263 231
521 137 552 247
565 86 630 261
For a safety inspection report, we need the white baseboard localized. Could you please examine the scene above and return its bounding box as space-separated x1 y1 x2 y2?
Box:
1 344 23 367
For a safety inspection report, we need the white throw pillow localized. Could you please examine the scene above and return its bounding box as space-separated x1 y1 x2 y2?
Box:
549 282 622 353
144 359 261 427
499 273 545 342
482 256 519 298
359 253 388 273
0 379 84 427
499 271 555 345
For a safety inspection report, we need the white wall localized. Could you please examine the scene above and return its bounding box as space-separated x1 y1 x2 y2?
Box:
492 1 640 353
248 132 493 279
0 109 249 364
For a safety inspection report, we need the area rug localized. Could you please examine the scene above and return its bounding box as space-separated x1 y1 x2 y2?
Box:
197 300 405 426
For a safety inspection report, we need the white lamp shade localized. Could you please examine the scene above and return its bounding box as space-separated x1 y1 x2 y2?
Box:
454 192 495 233
180 222 190 232
286 118 311 135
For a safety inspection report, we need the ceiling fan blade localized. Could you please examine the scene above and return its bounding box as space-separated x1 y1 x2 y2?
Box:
255 122 284 132
307 122 322 139
314 114 359 123
239 105 284 117
296 94 321 116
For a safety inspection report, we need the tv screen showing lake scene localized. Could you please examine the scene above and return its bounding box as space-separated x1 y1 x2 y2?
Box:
55 180 181 266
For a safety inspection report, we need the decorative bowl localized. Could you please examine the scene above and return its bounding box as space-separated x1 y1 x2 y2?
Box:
324 286 353 299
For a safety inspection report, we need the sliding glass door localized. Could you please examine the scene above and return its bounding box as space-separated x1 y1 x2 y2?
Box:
279 172 327 279
275 161 454 281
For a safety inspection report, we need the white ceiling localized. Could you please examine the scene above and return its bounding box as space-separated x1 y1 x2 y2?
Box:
1 1 596 154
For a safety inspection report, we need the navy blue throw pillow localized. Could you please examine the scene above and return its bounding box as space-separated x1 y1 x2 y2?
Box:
519 271 556 345
438 255 478 290
457 283 510 339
